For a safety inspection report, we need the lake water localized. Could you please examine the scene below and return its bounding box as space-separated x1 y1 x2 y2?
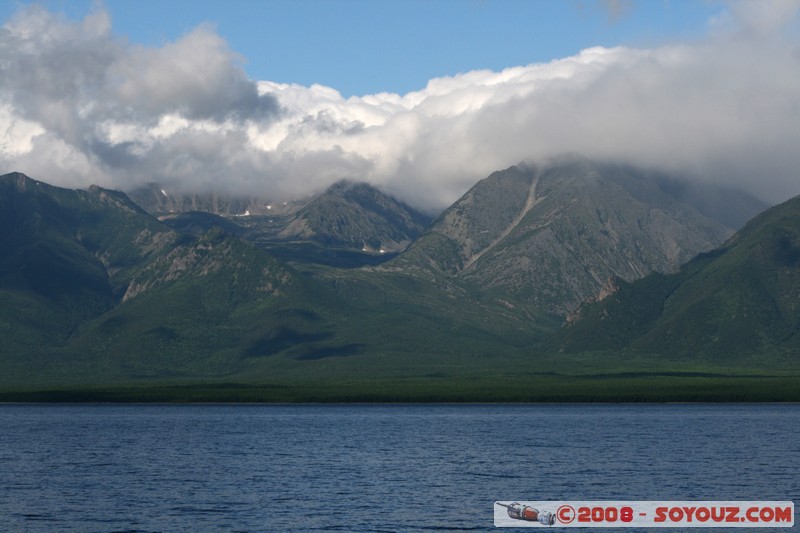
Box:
0 404 797 531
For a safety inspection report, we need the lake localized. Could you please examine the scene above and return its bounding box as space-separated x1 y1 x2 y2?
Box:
0 404 797 531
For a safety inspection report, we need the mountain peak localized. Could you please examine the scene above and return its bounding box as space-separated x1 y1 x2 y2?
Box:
278 179 431 253
1 172 39 192
396 159 760 314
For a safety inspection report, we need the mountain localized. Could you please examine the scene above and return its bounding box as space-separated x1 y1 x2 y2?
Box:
0 172 541 389
63 227 332 379
392 156 765 315
0 173 178 352
277 180 431 253
558 193 800 365
3 166 793 401
134 180 431 268
0 173 321 381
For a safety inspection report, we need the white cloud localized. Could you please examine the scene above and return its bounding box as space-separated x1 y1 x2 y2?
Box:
0 105 45 156
1 2 800 212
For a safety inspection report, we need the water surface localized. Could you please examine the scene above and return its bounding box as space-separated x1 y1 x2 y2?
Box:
0 404 797 531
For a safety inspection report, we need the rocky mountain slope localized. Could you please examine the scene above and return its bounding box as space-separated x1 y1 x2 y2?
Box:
558 192 800 365
276 180 431 253
392 156 764 314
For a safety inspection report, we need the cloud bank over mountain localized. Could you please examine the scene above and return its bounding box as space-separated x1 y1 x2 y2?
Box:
1 1 799 212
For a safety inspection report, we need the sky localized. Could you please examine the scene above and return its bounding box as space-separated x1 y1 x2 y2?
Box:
1 0 800 212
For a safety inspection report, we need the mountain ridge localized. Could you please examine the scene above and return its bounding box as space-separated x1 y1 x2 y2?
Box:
0 162 791 400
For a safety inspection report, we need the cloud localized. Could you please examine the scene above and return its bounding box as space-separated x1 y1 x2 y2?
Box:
0 5 280 191
112 25 278 122
1 2 800 212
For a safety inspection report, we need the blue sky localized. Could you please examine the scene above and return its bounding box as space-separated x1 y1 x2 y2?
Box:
1 0 722 97
2 0 799 210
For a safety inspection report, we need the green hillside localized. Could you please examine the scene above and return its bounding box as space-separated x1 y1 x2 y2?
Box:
0 174 177 353
558 194 800 367
0 172 554 395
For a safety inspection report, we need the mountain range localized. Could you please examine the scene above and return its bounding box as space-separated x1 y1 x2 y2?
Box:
2 156 797 401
